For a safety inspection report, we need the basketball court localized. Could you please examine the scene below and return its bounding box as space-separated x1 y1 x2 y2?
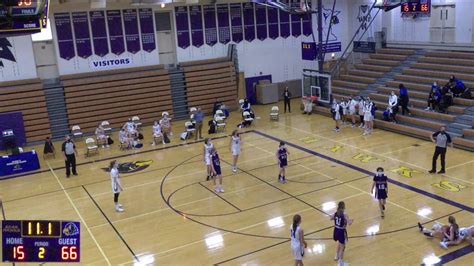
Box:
1 101 472 265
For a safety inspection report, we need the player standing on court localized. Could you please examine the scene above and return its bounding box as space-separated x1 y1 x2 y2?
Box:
209 147 224 193
330 201 353 266
276 141 290 184
203 138 214 181
290 214 307 266
229 130 241 173
371 167 388 218
110 160 124 212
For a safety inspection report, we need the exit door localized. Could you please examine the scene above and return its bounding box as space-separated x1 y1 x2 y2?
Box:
430 4 456 43
154 12 177 66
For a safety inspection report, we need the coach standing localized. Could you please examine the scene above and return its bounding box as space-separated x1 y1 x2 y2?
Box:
429 126 453 174
283 87 292 113
194 107 204 140
62 135 78 178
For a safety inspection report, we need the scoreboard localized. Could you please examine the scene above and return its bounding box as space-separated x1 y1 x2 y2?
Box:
2 220 80 263
401 0 431 16
0 0 50 33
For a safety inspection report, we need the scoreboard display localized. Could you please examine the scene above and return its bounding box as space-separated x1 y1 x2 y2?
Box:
401 0 431 16
0 0 50 33
2 220 80 263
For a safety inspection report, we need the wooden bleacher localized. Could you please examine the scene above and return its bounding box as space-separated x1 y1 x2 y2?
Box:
61 65 172 134
0 78 51 142
181 57 238 114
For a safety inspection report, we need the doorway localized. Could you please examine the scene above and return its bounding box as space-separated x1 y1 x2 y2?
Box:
154 12 177 66
32 40 59 80
430 4 456 43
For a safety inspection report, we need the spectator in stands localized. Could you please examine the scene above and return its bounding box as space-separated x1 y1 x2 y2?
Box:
241 98 251 112
151 121 163 146
429 126 453 174
439 90 454 114
61 135 77 178
123 118 138 139
213 99 223 116
160 112 172 138
282 87 292 113
95 123 108 148
426 82 441 111
447 75 466 97
119 128 133 149
194 107 204 140
43 137 55 159
383 106 396 123
388 91 398 109
398 84 411 116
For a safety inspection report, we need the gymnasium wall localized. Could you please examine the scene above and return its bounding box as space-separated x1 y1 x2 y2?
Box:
0 35 38 82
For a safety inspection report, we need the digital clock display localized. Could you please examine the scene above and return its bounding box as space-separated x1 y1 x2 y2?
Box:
401 0 431 14
2 220 80 263
0 0 49 33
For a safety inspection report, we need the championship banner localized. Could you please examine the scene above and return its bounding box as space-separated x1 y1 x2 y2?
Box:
139 8 156 53
279 7 290 38
267 6 279 40
107 10 125 55
217 4 231 44
230 3 243 43
90 11 109 57
72 12 92 59
243 2 255 42
189 5 204 48
255 4 267 41
54 13 75 60
175 6 190 49
290 2 301 37
302 2 312 36
203 5 218 46
122 9 141 54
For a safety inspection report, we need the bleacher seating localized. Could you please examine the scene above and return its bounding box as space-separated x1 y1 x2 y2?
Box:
0 78 51 142
61 65 172 134
181 57 238 114
332 48 415 97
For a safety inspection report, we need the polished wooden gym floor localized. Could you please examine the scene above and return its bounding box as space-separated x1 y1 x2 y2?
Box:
1 100 473 265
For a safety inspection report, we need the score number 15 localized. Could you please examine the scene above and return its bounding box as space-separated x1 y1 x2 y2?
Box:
13 246 46 260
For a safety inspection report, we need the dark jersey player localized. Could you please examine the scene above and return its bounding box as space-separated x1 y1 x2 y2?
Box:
371 167 388 218
330 201 353 266
276 141 290 184
209 148 224 193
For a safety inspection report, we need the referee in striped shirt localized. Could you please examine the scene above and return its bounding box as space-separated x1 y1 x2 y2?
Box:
429 126 453 174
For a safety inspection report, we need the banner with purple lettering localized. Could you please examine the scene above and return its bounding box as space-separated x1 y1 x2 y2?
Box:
54 13 75 60
302 3 312 36
255 4 267 41
122 9 140 54
279 9 290 38
72 12 92 59
189 5 204 48
203 5 217 46
230 3 243 43
139 8 156 53
243 3 255 42
175 6 190 49
267 7 278 40
217 4 230 44
107 10 125 55
89 11 108 57
290 2 301 37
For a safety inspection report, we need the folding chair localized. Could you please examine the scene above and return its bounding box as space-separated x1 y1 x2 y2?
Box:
101 121 112 135
132 116 142 130
270 106 279 120
71 125 83 139
85 138 99 157
215 110 226 132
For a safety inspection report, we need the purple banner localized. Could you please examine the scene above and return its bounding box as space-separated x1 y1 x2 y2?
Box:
302 2 312 36
267 7 278 40
90 11 108 57
139 8 156 52
175 6 190 49
279 9 290 38
243 3 255 42
107 10 125 55
230 3 243 43
189 5 204 48
203 5 217 46
54 13 75 60
72 12 92 59
217 4 230 44
291 2 301 37
255 4 267 41
122 9 141 54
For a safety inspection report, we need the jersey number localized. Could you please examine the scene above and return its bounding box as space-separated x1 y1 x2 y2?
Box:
335 217 341 226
